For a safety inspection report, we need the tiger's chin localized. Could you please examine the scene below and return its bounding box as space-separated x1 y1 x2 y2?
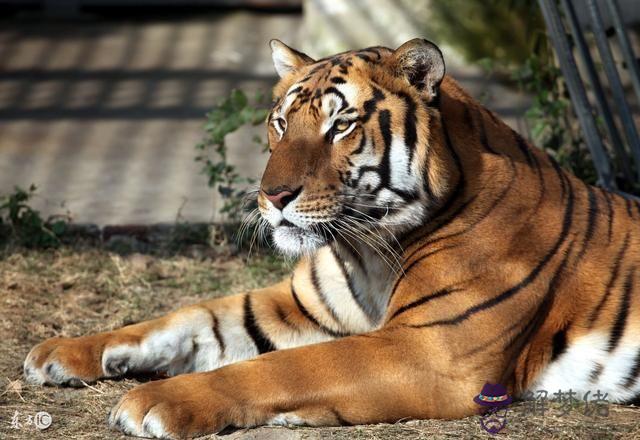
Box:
272 225 328 257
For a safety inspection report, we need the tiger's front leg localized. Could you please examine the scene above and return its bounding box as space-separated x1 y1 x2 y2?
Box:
107 329 481 439
23 298 235 387
24 260 368 387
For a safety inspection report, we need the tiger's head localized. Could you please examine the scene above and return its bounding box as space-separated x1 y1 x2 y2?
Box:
258 39 449 256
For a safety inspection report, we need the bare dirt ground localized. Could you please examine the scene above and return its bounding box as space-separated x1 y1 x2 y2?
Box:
1 246 640 439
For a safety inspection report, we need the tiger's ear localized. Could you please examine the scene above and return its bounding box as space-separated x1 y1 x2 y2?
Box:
269 39 315 78
393 39 445 103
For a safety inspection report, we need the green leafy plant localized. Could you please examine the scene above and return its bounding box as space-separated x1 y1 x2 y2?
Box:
512 55 598 184
0 185 70 248
430 0 601 184
430 0 548 69
196 89 269 224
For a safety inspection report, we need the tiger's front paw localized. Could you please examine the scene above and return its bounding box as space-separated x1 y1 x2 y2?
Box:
24 334 136 386
23 336 106 386
109 374 230 439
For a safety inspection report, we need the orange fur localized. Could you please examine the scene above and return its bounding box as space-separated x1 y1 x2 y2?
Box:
24 40 640 439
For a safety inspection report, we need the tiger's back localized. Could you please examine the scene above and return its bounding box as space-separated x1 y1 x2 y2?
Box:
390 75 640 402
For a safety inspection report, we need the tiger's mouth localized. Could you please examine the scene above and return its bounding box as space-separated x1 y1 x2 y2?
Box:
272 222 329 256
263 193 393 256
269 200 387 256
279 219 297 228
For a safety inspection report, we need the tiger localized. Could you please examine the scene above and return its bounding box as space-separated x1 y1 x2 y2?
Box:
23 38 640 439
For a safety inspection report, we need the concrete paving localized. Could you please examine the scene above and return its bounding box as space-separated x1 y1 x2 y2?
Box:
0 11 298 225
0 8 530 226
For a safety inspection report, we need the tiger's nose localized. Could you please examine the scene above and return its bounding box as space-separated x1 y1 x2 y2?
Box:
263 186 301 210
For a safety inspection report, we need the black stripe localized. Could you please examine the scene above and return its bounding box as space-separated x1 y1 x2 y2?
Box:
528 146 546 215
411 171 575 328
211 312 226 356
360 47 382 60
426 92 441 109
475 108 499 154
330 76 346 84
608 266 635 352
323 87 347 112
367 107 419 203
403 117 467 247
503 294 550 355
388 286 462 321
600 189 614 243
625 197 634 218
405 241 461 270
551 327 568 360
275 304 297 330
513 131 535 167
378 109 392 188
397 194 475 285
578 182 599 259
462 316 523 358
310 257 343 326
623 349 640 388
408 157 517 254
549 157 567 200
587 232 630 327
309 63 327 74
243 295 276 354
590 364 604 382
504 240 574 353
350 164 380 191
360 87 385 123
386 187 418 203
399 92 418 168
286 86 303 96
329 246 374 323
291 285 348 338
391 245 458 297
351 130 367 155
422 195 477 238
422 152 435 202
462 102 473 127
484 108 502 126
423 118 466 225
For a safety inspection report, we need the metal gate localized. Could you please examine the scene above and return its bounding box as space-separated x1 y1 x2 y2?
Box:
538 0 640 197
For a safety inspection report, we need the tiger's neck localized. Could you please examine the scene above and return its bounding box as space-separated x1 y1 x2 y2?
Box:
291 239 398 332
404 77 541 241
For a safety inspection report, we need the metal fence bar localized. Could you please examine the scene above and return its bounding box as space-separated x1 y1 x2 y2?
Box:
607 0 640 108
538 0 615 189
587 0 640 183
561 0 633 183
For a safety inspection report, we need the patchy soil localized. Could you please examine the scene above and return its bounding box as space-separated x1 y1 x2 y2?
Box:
1 246 640 439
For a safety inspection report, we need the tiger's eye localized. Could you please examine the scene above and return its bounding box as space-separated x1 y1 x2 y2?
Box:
273 118 286 132
334 120 351 132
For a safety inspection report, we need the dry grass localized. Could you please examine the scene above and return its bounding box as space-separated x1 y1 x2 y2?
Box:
1 246 640 439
